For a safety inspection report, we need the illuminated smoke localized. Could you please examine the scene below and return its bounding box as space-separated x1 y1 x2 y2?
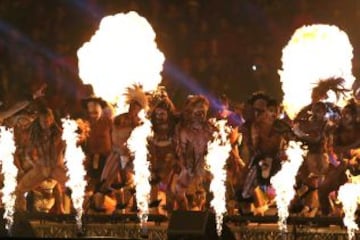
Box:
205 119 232 236
338 170 360 240
127 110 152 225
279 24 354 119
61 118 87 229
270 141 306 232
77 11 165 114
0 127 17 231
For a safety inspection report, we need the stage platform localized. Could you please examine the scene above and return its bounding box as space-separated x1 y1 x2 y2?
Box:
5 213 359 239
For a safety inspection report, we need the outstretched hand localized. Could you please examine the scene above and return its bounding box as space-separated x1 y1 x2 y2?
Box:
33 83 47 99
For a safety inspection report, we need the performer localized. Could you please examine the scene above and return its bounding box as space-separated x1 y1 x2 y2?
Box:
318 101 360 216
214 94 245 214
239 92 284 215
148 87 178 213
215 94 244 128
293 78 344 216
81 95 112 193
15 107 67 213
95 85 148 213
173 95 214 210
0 83 46 124
26 178 65 213
1 84 47 179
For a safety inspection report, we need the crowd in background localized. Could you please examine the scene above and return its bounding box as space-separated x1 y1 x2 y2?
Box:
0 0 360 120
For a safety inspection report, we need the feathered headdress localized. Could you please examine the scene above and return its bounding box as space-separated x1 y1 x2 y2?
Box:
124 84 149 110
311 77 349 102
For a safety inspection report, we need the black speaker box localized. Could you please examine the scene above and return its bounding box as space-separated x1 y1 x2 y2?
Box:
167 210 218 240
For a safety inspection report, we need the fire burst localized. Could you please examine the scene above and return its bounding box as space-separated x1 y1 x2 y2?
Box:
77 11 165 114
61 118 87 229
127 110 152 224
270 141 306 232
0 127 17 231
279 24 354 119
205 119 232 236
338 170 360 240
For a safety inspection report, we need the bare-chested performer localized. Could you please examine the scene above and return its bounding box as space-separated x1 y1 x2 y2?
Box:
81 95 112 193
94 85 147 213
15 107 67 213
148 88 178 213
173 95 214 210
318 101 360 216
240 92 284 215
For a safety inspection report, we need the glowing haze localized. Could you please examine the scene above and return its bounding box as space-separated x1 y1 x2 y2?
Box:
279 24 354 119
0 127 17 231
270 141 306 232
338 170 360 240
205 119 232 236
127 110 152 224
61 118 87 229
77 11 165 114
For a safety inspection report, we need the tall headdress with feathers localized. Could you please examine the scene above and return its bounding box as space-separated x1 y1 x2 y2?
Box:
124 84 149 111
311 77 349 102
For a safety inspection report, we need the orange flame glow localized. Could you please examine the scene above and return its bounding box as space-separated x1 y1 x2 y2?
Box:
279 24 354 119
0 127 17 230
270 141 306 232
127 110 152 224
338 170 360 240
61 118 87 229
77 11 165 114
205 119 232 236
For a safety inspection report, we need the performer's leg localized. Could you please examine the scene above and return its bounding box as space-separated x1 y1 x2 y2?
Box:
175 193 188 210
252 186 268 216
88 155 108 192
149 184 160 214
52 167 77 214
318 163 347 215
101 153 120 189
113 188 126 213
16 167 46 211
165 190 175 213
53 183 65 214
149 170 162 213
119 169 135 213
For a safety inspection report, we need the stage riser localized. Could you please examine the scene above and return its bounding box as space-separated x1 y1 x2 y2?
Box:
28 223 356 240
32 223 167 239
236 231 350 240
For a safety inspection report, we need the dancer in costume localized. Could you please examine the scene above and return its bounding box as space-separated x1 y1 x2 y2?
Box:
148 87 178 213
98 85 147 213
293 78 343 216
15 107 67 213
173 95 214 210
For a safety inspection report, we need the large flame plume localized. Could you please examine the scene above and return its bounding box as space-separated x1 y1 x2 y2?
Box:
61 118 87 229
270 141 306 232
77 11 165 114
338 170 360 240
279 24 354 119
0 127 17 231
127 110 152 224
205 119 232 236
